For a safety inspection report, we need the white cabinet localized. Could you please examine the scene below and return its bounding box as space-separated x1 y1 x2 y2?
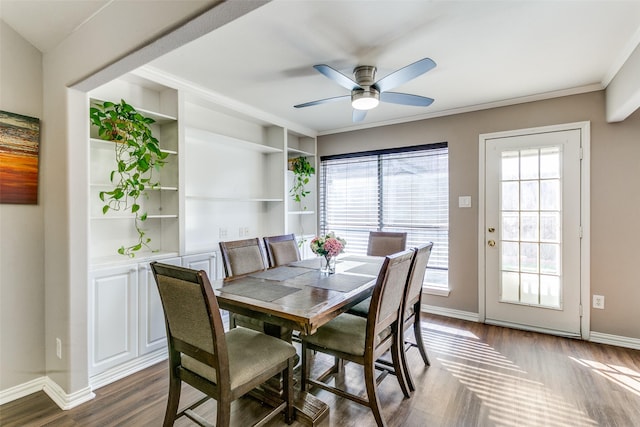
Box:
137 256 181 356
182 252 219 283
89 264 138 377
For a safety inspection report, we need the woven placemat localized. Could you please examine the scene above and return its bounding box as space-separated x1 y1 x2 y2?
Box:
249 266 313 281
219 279 300 302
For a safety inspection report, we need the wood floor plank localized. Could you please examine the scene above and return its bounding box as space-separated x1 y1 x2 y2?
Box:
1 314 639 426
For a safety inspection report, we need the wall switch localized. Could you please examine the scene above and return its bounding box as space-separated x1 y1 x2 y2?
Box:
56 338 62 359
219 228 227 239
244 227 249 236
592 295 605 309
458 196 472 208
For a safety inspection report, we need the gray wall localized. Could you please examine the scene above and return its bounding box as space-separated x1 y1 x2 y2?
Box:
318 91 640 339
0 21 45 390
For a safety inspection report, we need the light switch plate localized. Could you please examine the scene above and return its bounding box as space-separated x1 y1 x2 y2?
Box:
459 196 471 208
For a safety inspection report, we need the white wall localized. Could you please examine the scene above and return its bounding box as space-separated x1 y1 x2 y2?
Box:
0 20 45 390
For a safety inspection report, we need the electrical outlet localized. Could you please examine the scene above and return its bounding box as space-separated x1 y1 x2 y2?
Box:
239 227 244 237
219 227 227 239
592 295 605 310
56 338 62 359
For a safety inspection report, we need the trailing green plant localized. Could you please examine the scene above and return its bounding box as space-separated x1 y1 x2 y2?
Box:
289 156 315 207
90 99 168 257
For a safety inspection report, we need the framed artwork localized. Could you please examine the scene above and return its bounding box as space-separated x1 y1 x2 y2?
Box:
0 110 41 204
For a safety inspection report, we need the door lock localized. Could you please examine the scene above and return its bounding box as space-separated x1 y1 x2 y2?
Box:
488 240 496 247
488 227 495 233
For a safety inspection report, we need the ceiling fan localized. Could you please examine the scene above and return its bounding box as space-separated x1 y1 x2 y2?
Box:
294 57 436 122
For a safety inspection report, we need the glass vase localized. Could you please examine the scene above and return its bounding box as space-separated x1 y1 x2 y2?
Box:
320 255 336 275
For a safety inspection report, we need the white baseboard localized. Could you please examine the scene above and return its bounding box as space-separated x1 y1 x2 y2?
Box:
0 376 47 405
422 304 480 322
589 331 640 350
0 376 95 410
89 349 167 390
43 378 95 410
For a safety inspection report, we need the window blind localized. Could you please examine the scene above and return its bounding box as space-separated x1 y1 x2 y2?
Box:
320 143 449 287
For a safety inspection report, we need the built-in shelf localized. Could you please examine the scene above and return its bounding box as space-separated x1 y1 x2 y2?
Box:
288 210 315 215
186 127 283 154
90 214 178 220
185 195 283 202
90 100 177 124
287 147 315 157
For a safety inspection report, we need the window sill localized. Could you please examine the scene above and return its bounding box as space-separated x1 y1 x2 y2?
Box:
423 286 451 297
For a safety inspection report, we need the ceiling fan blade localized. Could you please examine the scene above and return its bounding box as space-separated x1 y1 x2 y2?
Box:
374 58 436 93
353 109 367 122
380 92 434 107
314 64 360 91
294 95 350 108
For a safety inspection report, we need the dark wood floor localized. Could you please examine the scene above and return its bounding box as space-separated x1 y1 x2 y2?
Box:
2 314 639 426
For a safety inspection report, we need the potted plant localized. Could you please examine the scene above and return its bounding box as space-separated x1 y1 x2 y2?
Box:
289 156 315 209
90 99 169 257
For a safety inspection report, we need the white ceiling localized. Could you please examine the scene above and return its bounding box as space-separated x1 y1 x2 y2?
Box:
2 0 640 134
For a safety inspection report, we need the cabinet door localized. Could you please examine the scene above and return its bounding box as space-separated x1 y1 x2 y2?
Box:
89 265 138 376
182 252 219 284
138 257 181 355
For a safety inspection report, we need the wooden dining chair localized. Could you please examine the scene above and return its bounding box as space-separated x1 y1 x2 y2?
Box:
219 238 268 278
366 231 408 257
219 238 291 341
150 262 295 427
348 243 434 391
347 231 408 317
263 233 301 267
300 250 415 427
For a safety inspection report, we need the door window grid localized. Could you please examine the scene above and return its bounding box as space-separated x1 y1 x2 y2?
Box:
500 147 562 308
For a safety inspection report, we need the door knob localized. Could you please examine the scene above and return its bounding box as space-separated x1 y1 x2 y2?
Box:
488 240 496 247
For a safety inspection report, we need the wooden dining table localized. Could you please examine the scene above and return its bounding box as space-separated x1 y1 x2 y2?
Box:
211 254 384 426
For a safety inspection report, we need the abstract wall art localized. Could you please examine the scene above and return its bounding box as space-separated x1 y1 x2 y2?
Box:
0 110 41 204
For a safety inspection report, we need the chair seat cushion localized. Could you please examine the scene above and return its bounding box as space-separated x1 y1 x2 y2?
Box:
182 327 296 390
303 314 368 356
347 297 371 318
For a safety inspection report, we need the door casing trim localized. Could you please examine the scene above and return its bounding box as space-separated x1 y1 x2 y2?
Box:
478 121 591 340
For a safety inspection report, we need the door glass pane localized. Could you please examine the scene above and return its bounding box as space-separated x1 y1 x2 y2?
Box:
502 272 520 302
521 273 539 304
501 212 519 241
501 241 519 271
520 149 539 180
520 212 539 242
502 151 520 180
540 275 560 307
520 181 539 210
540 243 560 275
502 181 519 210
540 212 560 242
520 242 539 273
541 179 560 210
540 147 560 179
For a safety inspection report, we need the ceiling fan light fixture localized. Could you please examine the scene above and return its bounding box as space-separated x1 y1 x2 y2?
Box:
351 88 380 110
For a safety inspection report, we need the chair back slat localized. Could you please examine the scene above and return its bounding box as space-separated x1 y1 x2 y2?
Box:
368 250 414 334
219 238 268 278
366 231 408 257
264 234 300 267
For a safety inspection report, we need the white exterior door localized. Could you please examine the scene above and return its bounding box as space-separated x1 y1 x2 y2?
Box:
481 123 589 337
